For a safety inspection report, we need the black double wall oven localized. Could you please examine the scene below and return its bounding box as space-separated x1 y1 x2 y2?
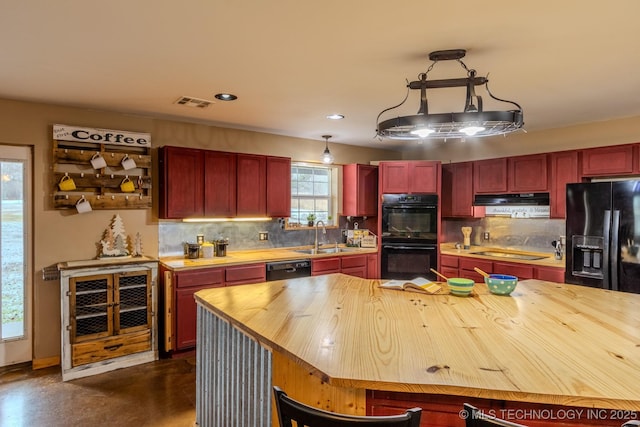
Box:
381 194 438 280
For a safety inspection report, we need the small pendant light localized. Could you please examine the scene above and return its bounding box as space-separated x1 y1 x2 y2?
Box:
321 135 334 164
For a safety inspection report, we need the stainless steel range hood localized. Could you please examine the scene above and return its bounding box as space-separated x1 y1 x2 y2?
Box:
473 193 550 206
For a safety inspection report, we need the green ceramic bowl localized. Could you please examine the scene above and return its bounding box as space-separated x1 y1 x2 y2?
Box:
485 274 518 295
447 278 475 297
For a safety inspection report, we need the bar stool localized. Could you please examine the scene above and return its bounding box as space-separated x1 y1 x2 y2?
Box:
273 386 421 427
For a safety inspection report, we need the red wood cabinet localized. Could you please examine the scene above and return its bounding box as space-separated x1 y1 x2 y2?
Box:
343 164 378 217
160 146 204 218
535 266 565 282
459 257 493 281
493 261 534 280
473 158 508 193
366 253 379 279
380 161 440 194
237 154 267 216
173 267 224 351
266 156 291 217
341 254 367 278
311 257 341 276
225 263 266 286
441 162 483 218
204 150 237 217
508 154 549 192
549 150 579 218
581 144 635 176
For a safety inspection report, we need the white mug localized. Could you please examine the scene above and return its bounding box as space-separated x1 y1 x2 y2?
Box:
90 152 107 169
121 154 137 170
75 197 92 214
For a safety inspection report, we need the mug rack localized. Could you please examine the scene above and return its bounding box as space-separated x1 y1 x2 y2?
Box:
52 139 152 210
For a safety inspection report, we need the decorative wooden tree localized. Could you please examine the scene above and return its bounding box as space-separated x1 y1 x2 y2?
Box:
99 214 130 258
132 232 143 257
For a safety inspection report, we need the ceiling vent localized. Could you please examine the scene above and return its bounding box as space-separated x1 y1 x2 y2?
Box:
174 96 214 109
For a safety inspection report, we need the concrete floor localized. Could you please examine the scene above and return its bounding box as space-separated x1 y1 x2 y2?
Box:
0 357 196 427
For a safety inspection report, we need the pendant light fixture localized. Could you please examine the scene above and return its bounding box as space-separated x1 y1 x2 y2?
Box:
321 135 334 164
376 49 524 140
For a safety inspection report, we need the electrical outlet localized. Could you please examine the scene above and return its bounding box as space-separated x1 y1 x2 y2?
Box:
483 231 490 240
259 231 269 241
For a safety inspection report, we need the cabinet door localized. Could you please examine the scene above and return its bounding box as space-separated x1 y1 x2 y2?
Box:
508 154 549 192
343 164 378 216
409 161 439 194
380 162 409 193
581 144 635 176
160 146 203 218
237 154 267 216
70 274 114 343
550 151 579 218
366 253 379 279
204 151 237 217
441 162 481 217
535 266 565 283
473 158 508 193
114 270 152 335
266 156 291 217
175 285 214 350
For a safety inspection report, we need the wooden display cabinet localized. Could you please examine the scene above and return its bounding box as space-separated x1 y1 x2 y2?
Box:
59 259 158 381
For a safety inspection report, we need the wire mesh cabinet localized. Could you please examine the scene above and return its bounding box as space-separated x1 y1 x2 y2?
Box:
59 259 158 381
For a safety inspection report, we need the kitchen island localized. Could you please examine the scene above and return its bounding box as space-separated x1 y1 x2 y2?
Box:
194 274 640 427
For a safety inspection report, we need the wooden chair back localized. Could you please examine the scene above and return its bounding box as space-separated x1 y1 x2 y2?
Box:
273 386 421 427
464 403 527 427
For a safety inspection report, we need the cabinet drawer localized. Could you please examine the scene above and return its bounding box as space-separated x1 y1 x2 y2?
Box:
459 257 492 273
341 254 367 269
225 263 266 285
175 267 224 288
535 266 565 283
312 257 341 275
72 330 151 367
440 254 459 268
493 262 534 279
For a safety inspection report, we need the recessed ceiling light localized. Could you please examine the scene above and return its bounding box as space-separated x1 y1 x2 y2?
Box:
214 93 237 101
326 114 344 120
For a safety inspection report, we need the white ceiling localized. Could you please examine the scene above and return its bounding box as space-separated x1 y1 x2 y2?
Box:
2 1 640 151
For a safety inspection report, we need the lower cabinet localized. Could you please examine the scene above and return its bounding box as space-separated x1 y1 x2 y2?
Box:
311 254 373 278
165 263 265 353
59 260 158 381
441 254 564 283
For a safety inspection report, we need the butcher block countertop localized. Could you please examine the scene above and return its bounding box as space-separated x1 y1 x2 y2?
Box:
160 246 377 270
195 274 640 410
440 242 565 268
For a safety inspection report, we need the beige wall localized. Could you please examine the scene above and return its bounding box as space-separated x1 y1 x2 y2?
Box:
0 98 400 362
2 95 638 362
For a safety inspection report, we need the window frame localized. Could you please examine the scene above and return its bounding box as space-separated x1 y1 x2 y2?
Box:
286 162 339 229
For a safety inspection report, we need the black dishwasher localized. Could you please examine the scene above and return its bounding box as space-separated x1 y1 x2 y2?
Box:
266 259 312 281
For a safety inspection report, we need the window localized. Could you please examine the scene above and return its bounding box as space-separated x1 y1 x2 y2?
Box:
290 163 338 227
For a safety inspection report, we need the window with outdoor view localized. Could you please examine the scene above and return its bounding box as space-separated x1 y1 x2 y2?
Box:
290 163 337 226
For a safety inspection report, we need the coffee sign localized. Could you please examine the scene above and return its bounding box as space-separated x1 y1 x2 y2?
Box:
53 124 151 148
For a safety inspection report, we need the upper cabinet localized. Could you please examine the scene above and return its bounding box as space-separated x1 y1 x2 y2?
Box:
266 156 292 218
380 161 440 194
474 154 548 194
160 146 291 219
550 150 579 218
237 154 266 216
441 162 483 218
580 144 637 177
204 151 237 217
160 146 204 218
508 154 549 192
342 164 378 217
473 158 508 193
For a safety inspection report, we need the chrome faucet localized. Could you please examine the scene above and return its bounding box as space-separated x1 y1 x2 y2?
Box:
314 220 326 252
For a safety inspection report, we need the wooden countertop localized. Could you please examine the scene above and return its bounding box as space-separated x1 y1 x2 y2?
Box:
440 242 565 269
195 274 640 410
160 246 377 270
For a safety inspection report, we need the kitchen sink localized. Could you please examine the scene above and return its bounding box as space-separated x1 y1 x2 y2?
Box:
470 250 549 261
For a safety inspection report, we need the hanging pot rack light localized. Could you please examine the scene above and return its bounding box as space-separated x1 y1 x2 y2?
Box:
376 49 524 140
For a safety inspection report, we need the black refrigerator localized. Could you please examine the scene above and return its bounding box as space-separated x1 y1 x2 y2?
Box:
565 181 640 293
